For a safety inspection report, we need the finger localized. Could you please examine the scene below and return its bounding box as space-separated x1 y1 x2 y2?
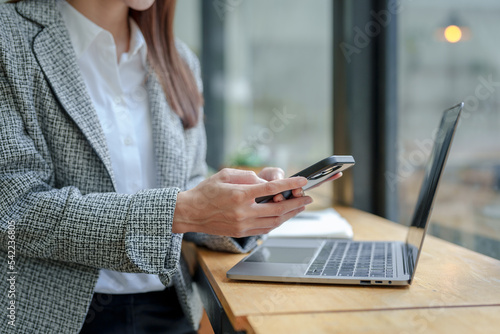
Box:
273 193 285 202
247 176 308 199
254 196 313 218
329 172 343 181
258 167 285 182
243 206 306 235
217 168 267 185
292 188 304 197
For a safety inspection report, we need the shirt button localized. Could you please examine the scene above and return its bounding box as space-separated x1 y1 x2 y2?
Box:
101 121 112 132
132 87 147 103
124 136 134 146
114 96 123 105
115 108 128 120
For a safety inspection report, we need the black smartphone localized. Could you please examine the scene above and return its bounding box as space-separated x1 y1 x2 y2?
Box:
255 155 355 203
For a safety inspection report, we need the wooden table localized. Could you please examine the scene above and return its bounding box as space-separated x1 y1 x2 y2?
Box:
190 207 500 334
247 306 500 334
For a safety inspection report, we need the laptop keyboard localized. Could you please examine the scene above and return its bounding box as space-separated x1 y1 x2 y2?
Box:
305 241 394 278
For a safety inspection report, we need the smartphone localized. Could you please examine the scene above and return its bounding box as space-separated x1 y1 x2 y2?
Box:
255 155 355 203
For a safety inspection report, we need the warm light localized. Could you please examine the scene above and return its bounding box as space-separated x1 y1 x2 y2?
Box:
444 25 462 43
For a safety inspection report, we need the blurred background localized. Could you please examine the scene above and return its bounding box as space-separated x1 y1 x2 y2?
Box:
396 0 500 261
175 0 500 260
176 0 333 180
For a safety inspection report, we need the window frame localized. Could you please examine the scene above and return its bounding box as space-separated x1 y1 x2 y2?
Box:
333 0 399 221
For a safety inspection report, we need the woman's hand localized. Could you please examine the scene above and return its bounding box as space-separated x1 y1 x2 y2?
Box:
172 168 312 237
257 167 343 202
257 167 305 202
257 167 285 182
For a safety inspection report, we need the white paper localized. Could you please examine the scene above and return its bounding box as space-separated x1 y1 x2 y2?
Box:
268 208 353 239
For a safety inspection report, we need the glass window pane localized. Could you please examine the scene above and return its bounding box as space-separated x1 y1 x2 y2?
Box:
174 0 201 55
398 0 500 259
223 0 334 207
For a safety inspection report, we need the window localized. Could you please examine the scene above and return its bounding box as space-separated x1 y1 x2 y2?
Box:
398 0 500 259
174 0 201 55
202 0 334 207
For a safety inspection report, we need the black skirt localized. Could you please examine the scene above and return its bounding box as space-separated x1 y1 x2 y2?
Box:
79 287 197 334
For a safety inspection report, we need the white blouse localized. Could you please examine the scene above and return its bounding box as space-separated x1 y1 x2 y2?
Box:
59 0 166 294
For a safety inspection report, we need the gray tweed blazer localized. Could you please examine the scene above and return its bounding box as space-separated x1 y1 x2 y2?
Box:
0 0 258 332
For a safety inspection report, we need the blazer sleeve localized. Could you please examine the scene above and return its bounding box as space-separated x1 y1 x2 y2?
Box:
0 42 182 285
175 40 260 254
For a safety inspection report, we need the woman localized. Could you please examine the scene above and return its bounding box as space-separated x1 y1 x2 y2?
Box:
0 0 326 332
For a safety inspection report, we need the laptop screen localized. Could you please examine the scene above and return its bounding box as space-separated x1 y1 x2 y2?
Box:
405 103 463 282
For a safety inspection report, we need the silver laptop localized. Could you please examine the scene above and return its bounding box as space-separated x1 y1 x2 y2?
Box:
227 103 463 286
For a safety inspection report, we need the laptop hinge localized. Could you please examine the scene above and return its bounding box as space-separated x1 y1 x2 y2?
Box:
401 243 409 276
402 243 417 280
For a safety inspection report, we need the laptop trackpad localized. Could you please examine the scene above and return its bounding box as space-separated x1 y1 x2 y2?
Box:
246 246 317 264
227 245 317 278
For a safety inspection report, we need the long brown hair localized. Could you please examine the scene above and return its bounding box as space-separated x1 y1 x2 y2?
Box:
131 1 202 129
9 0 202 129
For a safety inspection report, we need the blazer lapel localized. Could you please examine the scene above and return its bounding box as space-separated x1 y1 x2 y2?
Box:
17 0 188 191
16 0 117 189
146 71 188 189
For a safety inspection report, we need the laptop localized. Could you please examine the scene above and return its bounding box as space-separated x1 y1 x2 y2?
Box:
227 103 464 286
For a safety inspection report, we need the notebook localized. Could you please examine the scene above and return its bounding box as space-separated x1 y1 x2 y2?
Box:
227 103 463 286
267 208 353 239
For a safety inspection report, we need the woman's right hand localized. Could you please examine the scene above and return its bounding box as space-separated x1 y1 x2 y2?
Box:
172 168 312 237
